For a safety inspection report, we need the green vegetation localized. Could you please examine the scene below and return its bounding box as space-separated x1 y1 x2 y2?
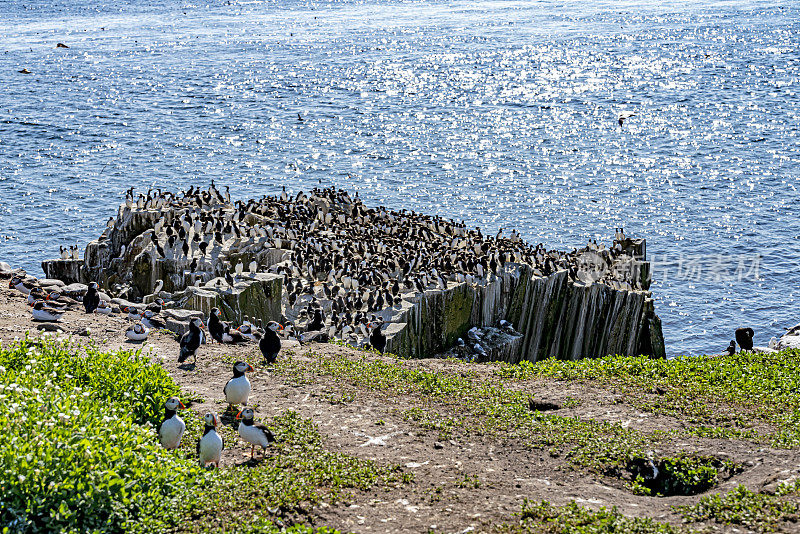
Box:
0 337 196 533
627 455 739 497
275 352 736 495
675 482 800 533
0 337 408 533
496 350 800 447
496 500 681 533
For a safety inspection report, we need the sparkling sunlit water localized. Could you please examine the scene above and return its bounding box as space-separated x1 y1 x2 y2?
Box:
1 0 799 356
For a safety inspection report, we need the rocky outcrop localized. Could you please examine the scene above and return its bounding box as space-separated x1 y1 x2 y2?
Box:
171 273 283 325
39 186 666 363
779 323 800 350
42 259 85 285
386 258 665 363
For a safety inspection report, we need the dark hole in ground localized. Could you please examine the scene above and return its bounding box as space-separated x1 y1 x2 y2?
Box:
528 398 561 412
626 454 745 497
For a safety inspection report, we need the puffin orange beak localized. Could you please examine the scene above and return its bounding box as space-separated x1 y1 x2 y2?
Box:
246 364 254 372
235 411 242 420
179 401 186 409
8 281 13 289
279 324 284 330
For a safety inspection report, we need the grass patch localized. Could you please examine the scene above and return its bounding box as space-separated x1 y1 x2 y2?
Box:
675 482 800 533
0 336 198 533
496 350 800 447
495 500 682 533
275 351 735 492
627 454 741 497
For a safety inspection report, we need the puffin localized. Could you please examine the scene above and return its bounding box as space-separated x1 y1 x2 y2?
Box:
84 282 100 314
259 321 282 364
208 307 246 344
126 306 142 321
223 361 254 409
197 412 224 468
10 276 37 295
46 290 79 308
725 340 736 356
368 318 387 354
94 300 113 315
27 288 48 306
237 320 259 342
735 328 754 352
178 318 205 364
158 397 186 449
126 321 149 342
236 407 275 459
31 300 64 322
142 309 166 329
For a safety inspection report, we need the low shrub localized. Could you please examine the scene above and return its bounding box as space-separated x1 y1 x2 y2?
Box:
0 336 202 533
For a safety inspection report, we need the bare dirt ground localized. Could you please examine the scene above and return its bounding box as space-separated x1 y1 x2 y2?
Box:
2 285 799 533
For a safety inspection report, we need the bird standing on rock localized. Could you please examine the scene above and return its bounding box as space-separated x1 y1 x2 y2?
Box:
197 412 223 468
735 328 754 352
158 397 186 450
725 340 736 356
368 318 386 353
224 361 254 410
236 407 275 459
259 321 282 364
84 282 100 314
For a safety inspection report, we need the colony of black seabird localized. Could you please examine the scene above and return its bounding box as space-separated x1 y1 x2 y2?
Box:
107 183 646 349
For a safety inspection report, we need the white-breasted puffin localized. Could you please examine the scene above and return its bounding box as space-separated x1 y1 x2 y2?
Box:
178 318 205 364
94 300 113 315
197 412 223 468
126 321 149 342
31 300 64 322
158 397 186 449
237 319 258 342
224 361 254 409
142 309 166 329
236 407 275 459
10 276 37 295
259 321 282 364
126 306 142 322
